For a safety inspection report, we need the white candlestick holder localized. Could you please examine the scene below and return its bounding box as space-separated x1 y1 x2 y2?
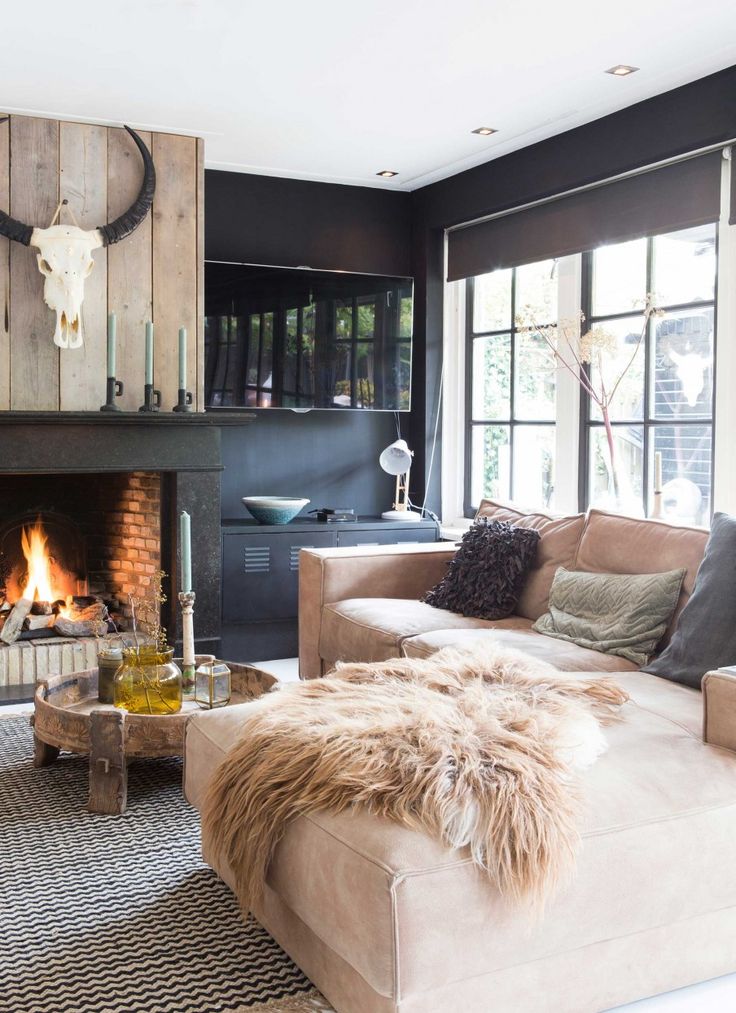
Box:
178 589 196 696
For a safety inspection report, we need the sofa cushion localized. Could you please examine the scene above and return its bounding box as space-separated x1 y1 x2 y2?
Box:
644 513 736 689
572 509 708 643
187 671 736 1003
401 627 639 672
476 499 585 621
319 598 533 665
422 519 540 619
532 566 685 666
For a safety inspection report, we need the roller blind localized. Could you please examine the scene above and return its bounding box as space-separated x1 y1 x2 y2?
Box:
447 152 722 282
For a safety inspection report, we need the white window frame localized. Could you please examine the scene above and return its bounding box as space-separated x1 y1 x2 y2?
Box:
441 254 581 528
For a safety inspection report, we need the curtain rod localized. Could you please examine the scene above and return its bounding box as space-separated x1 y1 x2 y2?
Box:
446 139 735 236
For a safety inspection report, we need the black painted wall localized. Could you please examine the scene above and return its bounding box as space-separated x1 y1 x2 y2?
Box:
205 170 414 521
408 64 736 514
207 64 736 528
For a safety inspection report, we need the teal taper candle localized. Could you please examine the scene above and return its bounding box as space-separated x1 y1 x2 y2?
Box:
145 322 154 386
180 510 192 593
178 327 187 391
107 313 117 378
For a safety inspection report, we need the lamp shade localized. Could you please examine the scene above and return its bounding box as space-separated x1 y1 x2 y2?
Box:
379 439 413 476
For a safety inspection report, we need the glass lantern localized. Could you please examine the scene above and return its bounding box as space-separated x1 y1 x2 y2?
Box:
195 656 231 709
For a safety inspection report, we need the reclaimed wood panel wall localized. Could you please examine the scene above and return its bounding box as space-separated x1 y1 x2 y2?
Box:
0 114 204 412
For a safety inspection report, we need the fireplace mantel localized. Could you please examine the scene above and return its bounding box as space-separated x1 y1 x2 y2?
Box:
0 412 253 474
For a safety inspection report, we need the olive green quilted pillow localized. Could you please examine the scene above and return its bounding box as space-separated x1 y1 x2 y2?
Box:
532 566 686 666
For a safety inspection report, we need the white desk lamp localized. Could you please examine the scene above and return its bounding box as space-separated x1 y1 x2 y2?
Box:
379 439 422 522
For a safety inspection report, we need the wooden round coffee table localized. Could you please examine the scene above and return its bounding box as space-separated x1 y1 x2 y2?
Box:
31 663 276 814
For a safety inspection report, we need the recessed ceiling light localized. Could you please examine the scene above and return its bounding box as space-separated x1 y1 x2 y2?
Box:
472 127 498 136
376 169 398 178
605 64 639 76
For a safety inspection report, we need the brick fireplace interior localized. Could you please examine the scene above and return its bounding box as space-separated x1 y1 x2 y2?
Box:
0 471 163 632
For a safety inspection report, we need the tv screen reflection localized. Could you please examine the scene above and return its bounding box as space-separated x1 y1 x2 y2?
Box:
205 263 413 411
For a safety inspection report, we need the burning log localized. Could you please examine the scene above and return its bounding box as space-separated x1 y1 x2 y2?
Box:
30 600 54 616
66 601 109 625
53 617 108 638
24 614 54 631
1 597 32 644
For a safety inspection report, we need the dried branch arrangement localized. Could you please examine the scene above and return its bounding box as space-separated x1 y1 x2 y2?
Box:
128 570 168 651
516 294 663 500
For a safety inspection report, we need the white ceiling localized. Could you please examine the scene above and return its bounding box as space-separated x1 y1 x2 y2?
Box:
2 0 736 191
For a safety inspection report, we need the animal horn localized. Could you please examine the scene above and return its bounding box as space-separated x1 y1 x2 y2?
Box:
97 125 156 246
0 117 34 246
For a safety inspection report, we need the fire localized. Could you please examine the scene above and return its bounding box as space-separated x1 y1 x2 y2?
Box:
20 519 69 610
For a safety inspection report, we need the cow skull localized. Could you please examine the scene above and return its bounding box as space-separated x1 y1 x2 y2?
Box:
32 225 103 348
0 123 155 350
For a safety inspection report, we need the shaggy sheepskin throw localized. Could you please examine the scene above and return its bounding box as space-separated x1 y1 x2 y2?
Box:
203 644 628 914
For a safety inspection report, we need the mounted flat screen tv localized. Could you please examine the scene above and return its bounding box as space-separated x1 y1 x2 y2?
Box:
204 262 413 410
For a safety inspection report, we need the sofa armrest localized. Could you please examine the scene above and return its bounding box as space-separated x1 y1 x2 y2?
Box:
702 670 736 752
298 542 457 680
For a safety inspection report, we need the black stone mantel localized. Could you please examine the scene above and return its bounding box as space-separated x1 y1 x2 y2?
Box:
0 411 255 655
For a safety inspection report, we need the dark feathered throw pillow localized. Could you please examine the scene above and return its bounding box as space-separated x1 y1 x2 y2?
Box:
422 519 540 620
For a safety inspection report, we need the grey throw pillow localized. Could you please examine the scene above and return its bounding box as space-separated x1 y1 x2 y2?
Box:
643 513 736 689
533 566 686 666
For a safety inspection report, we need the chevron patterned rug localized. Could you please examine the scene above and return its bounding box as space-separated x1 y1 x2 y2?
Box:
0 715 332 1013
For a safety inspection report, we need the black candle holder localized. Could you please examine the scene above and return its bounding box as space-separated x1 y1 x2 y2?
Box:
139 383 162 413
100 377 124 412
173 388 194 413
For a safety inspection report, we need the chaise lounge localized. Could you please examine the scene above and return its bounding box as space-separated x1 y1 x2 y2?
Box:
185 502 736 1012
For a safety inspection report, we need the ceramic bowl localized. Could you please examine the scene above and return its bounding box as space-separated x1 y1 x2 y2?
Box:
242 496 310 525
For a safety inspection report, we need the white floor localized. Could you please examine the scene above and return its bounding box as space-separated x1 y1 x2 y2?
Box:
617 976 736 1011
5 658 735 1010
251 657 301 682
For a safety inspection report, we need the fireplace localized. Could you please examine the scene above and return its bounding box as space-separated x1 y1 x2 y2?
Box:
0 472 163 641
0 413 229 702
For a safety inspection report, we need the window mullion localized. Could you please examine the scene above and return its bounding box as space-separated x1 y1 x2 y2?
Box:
714 150 736 513
643 237 654 516
509 270 517 500
554 254 582 514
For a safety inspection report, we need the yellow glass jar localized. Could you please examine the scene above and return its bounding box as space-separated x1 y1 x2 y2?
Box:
113 645 183 715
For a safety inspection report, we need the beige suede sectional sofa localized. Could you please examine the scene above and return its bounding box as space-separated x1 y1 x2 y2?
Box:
185 501 736 1013
298 501 709 679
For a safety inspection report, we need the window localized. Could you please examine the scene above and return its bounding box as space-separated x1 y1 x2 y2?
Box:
459 226 718 524
582 224 716 526
465 259 558 514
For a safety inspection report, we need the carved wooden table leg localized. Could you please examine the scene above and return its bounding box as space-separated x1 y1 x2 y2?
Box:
88 709 128 815
33 734 60 768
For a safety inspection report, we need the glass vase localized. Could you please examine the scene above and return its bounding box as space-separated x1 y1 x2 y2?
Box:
113 645 183 715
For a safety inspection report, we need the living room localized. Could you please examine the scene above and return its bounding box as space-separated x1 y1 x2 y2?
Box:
2 2 736 1011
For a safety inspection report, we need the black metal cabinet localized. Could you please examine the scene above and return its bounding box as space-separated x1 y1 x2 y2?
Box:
335 526 437 548
223 529 335 623
221 517 438 658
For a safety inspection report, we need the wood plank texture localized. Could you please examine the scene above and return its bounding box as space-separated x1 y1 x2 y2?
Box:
107 127 153 411
152 133 198 411
59 122 108 410
2 118 202 413
0 115 9 409
10 115 59 409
